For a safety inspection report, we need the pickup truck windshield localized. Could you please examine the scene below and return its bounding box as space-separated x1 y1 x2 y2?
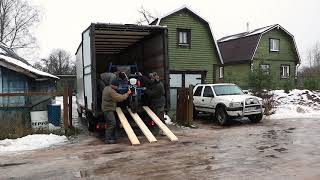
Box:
213 85 244 96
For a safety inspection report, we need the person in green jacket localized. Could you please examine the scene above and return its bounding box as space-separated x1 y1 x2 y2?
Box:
102 80 130 144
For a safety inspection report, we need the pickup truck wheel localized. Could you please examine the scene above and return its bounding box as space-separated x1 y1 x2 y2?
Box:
86 112 96 132
215 107 228 125
249 114 263 123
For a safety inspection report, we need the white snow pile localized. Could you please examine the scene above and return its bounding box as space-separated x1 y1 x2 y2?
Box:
0 134 68 155
268 89 320 119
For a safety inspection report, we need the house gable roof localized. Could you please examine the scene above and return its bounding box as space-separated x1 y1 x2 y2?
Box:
218 24 301 64
153 5 224 64
0 43 58 79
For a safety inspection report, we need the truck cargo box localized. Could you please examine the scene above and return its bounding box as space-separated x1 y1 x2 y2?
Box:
75 23 169 117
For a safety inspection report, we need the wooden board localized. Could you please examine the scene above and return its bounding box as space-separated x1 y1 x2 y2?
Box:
143 106 178 142
128 109 157 143
115 108 140 145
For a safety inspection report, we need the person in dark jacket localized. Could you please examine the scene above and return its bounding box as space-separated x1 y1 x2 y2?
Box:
144 72 165 135
102 80 130 144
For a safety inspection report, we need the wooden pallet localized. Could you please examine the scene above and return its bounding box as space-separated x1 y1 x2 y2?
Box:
115 107 140 145
128 108 157 143
143 106 178 142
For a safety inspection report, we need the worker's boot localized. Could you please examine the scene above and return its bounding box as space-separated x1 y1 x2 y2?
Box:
110 128 117 144
105 128 115 144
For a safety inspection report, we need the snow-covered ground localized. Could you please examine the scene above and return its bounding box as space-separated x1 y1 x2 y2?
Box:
0 134 68 155
267 89 320 119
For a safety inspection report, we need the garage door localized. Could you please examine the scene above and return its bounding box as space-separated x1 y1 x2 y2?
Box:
170 73 203 110
185 74 202 88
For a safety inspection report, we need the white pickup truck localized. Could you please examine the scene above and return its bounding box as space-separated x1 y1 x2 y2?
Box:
193 83 263 125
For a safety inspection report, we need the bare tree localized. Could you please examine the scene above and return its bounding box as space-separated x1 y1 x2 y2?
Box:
33 49 75 75
136 6 156 25
0 0 40 49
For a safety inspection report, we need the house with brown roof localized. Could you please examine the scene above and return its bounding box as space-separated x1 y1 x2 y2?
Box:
218 24 300 89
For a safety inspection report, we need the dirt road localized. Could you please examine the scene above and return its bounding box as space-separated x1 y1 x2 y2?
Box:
1 117 320 180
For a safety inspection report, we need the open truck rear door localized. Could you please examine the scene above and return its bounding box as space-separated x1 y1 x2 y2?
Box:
83 28 93 111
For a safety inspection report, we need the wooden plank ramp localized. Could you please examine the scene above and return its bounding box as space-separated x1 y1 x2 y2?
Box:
128 108 157 143
115 107 140 145
143 106 178 142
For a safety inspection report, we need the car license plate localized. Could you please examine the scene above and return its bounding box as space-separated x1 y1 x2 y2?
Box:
245 107 257 112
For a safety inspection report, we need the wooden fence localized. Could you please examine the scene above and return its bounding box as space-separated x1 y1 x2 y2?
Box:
0 86 73 130
176 85 193 126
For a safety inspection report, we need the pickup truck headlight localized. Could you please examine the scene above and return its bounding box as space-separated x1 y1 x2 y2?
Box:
229 102 242 108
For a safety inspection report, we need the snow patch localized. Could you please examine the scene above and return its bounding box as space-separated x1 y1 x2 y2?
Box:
0 134 68 155
268 89 320 119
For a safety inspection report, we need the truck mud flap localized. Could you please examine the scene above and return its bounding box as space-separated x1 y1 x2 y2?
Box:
127 108 157 143
143 106 178 142
115 107 140 145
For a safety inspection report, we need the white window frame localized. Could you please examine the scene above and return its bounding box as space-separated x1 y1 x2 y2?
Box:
219 67 224 79
270 39 280 52
281 65 290 79
179 31 188 44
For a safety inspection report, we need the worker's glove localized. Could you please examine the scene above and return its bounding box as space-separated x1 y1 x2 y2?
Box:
127 89 132 95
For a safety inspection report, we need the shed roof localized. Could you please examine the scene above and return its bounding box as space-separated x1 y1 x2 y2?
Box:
152 5 224 64
218 24 301 64
0 43 58 79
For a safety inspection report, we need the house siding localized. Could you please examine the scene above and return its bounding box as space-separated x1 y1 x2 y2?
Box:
253 29 298 88
223 28 298 89
224 64 251 89
159 10 221 83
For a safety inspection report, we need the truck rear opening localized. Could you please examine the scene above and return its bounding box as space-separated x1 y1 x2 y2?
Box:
76 23 169 118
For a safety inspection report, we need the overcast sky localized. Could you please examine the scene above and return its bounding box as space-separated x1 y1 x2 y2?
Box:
29 0 320 66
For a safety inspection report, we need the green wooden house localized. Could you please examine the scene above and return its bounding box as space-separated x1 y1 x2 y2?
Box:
151 6 223 108
218 24 301 89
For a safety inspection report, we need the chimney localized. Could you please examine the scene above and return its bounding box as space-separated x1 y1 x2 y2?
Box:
246 22 250 32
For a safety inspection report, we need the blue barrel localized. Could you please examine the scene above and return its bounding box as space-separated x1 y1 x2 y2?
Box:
48 104 61 126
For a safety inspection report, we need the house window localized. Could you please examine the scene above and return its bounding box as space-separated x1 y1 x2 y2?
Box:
219 67 224 79
270 39 280 52
177 29 190 48
281 65 290 79
260 64 270 74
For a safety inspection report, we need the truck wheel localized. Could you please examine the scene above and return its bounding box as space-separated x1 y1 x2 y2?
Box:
215 107 228 126
86 112 96 132
249 114 263 123
77 108 82 118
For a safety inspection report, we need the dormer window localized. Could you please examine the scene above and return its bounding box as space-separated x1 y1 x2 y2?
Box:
270 38 280 52
177 29 191 48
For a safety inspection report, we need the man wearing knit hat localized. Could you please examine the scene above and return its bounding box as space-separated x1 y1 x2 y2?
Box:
102 79 130 144
145 72 165 135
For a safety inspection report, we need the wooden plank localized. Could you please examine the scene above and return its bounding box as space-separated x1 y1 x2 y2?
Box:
143 106 178 142
128 108 157 143
115 107 140 145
